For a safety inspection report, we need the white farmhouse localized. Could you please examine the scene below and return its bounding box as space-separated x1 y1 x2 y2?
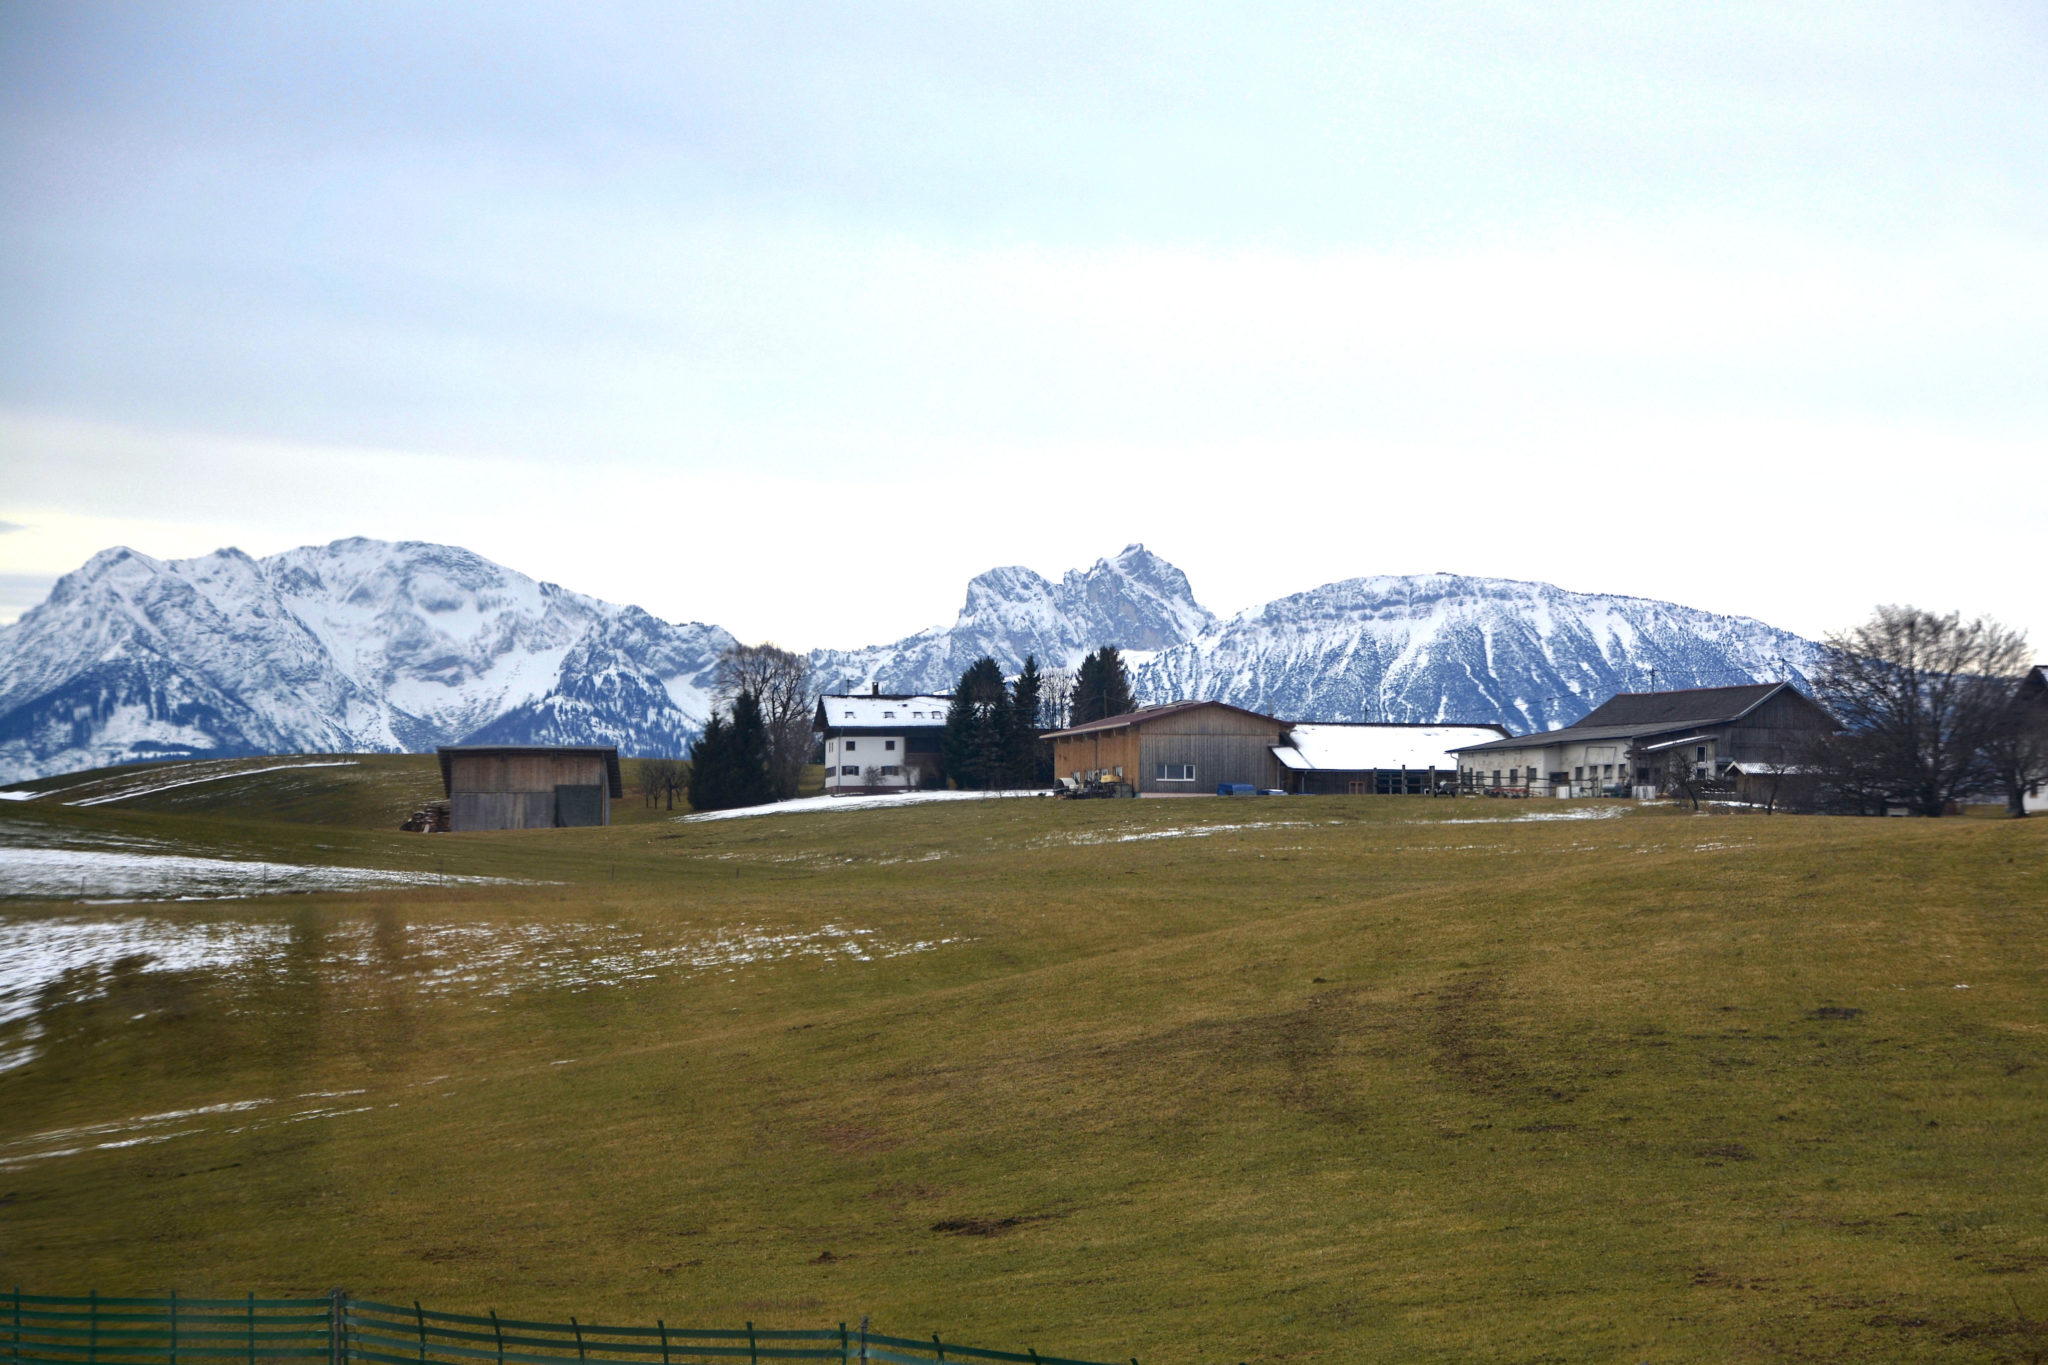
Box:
812 691 952 794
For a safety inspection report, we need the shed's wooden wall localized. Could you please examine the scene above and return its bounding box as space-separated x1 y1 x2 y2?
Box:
1051 727 1140 784
1136 707 1287 792
447 752 611 830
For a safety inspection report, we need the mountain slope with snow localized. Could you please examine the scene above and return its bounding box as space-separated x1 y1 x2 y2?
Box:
812 544 1213 693
1138 574 1820 732
0 538 1824 783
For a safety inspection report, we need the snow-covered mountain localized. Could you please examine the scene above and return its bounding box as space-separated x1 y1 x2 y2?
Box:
0 537 1821 783
812 544 1212 693
1138 574 1819 733
0 539 730 782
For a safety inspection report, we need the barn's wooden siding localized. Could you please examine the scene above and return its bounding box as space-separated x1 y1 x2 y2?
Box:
1050 727 1140 784
1049 704 1288 792
444 750 613 830
1136 708 1287 792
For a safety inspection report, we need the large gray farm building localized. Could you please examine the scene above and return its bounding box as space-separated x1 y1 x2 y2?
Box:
437 745 623 831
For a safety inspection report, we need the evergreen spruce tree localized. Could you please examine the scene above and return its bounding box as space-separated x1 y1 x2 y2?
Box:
726 690 776 807
944 657 1012 789
686 713 733 812
686 691 776 811
1008 654 1048 785
1071 646 1136 726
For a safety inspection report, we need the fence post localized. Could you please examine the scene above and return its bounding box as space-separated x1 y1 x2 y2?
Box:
657 1322 668 1365
329 1290 345 1365
570 1318 585 1362
931 1336 943 1364
747 1323 756 1365
248 1293 256 1365
169 1292 179 1365
838 1324 847 1365
858 1317 868 1365
11 1285 18 1365
88 1291 98 1365
490 1313 504 1365
415 1303 427 1365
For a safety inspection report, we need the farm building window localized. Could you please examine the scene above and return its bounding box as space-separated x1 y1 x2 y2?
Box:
840 765 860 776
885 739 896 750
1157 763 1196 781
1696 746 1707 760
881 765 901 776
884 710 895 718
1574 766 1583 780
845 740 857 751
844 711 855 719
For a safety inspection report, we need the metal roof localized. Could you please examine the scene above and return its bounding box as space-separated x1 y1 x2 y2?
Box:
1449 682 1806 756
1042 699 1289 739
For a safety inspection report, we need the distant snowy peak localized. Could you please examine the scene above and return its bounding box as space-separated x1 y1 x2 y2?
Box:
814 543 1215 693
263 537 617 744
1140 572 1819 733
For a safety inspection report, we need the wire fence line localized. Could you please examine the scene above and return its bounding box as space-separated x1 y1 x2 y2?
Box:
4 1293 1136 1365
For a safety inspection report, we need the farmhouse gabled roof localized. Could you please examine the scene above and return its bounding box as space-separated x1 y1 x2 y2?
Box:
1042 699 1288 739
1448 681 1808 756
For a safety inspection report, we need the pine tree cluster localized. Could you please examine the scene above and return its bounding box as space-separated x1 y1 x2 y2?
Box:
1070 646 1136 727
942 654 1054 789
687 689 776 811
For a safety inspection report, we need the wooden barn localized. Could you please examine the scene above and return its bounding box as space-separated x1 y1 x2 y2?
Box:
1044 701 1291 794
437 745 623 831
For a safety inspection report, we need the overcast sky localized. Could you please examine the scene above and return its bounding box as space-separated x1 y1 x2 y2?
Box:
2 1 2043 651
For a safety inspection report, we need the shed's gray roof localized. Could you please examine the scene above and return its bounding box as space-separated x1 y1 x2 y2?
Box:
1043 699 1289 739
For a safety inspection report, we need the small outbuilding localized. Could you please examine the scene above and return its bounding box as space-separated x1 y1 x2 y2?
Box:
437 745 623 831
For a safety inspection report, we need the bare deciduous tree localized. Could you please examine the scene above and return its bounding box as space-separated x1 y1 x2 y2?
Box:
714 642 817 802
637 757 687 811
1038 665 1075 731
1805 605 2032 816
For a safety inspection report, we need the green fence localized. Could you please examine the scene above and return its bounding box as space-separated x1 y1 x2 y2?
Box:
4 1295 1133 1365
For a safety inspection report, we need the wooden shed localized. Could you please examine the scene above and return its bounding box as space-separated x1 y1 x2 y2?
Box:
1043 701 1291 794
436 745 623 831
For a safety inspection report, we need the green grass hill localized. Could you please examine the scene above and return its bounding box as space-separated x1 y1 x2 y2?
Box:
2 757 2044 1363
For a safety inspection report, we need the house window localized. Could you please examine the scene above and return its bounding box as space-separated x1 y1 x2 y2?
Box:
845 740 857 751
1157 763 1196 781
844 711 854 719
1509 769 1519 784
1574 766 1583 780
840 765 860 776
885 739 896 751
881 765 901 777
883 710 895 718
1696 745 1707 761
1603 764 1614 776
1492 770 1501 784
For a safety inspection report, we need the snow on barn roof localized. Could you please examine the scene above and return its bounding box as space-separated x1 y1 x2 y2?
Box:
1276 723 1510 772
816 694 953 729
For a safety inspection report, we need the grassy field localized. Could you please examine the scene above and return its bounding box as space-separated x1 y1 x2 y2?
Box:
2 757 2044 1363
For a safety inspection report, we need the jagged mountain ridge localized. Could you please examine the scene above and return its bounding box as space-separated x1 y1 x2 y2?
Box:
1137 573 1819 735
811 545 1212 694
0 538 1821 783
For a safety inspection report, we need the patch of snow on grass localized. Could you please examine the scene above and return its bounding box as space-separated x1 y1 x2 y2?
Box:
0 916 294 1027
66 760 360 806
0 846 526 902
678 790 1049 822
1433 805 1626 825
